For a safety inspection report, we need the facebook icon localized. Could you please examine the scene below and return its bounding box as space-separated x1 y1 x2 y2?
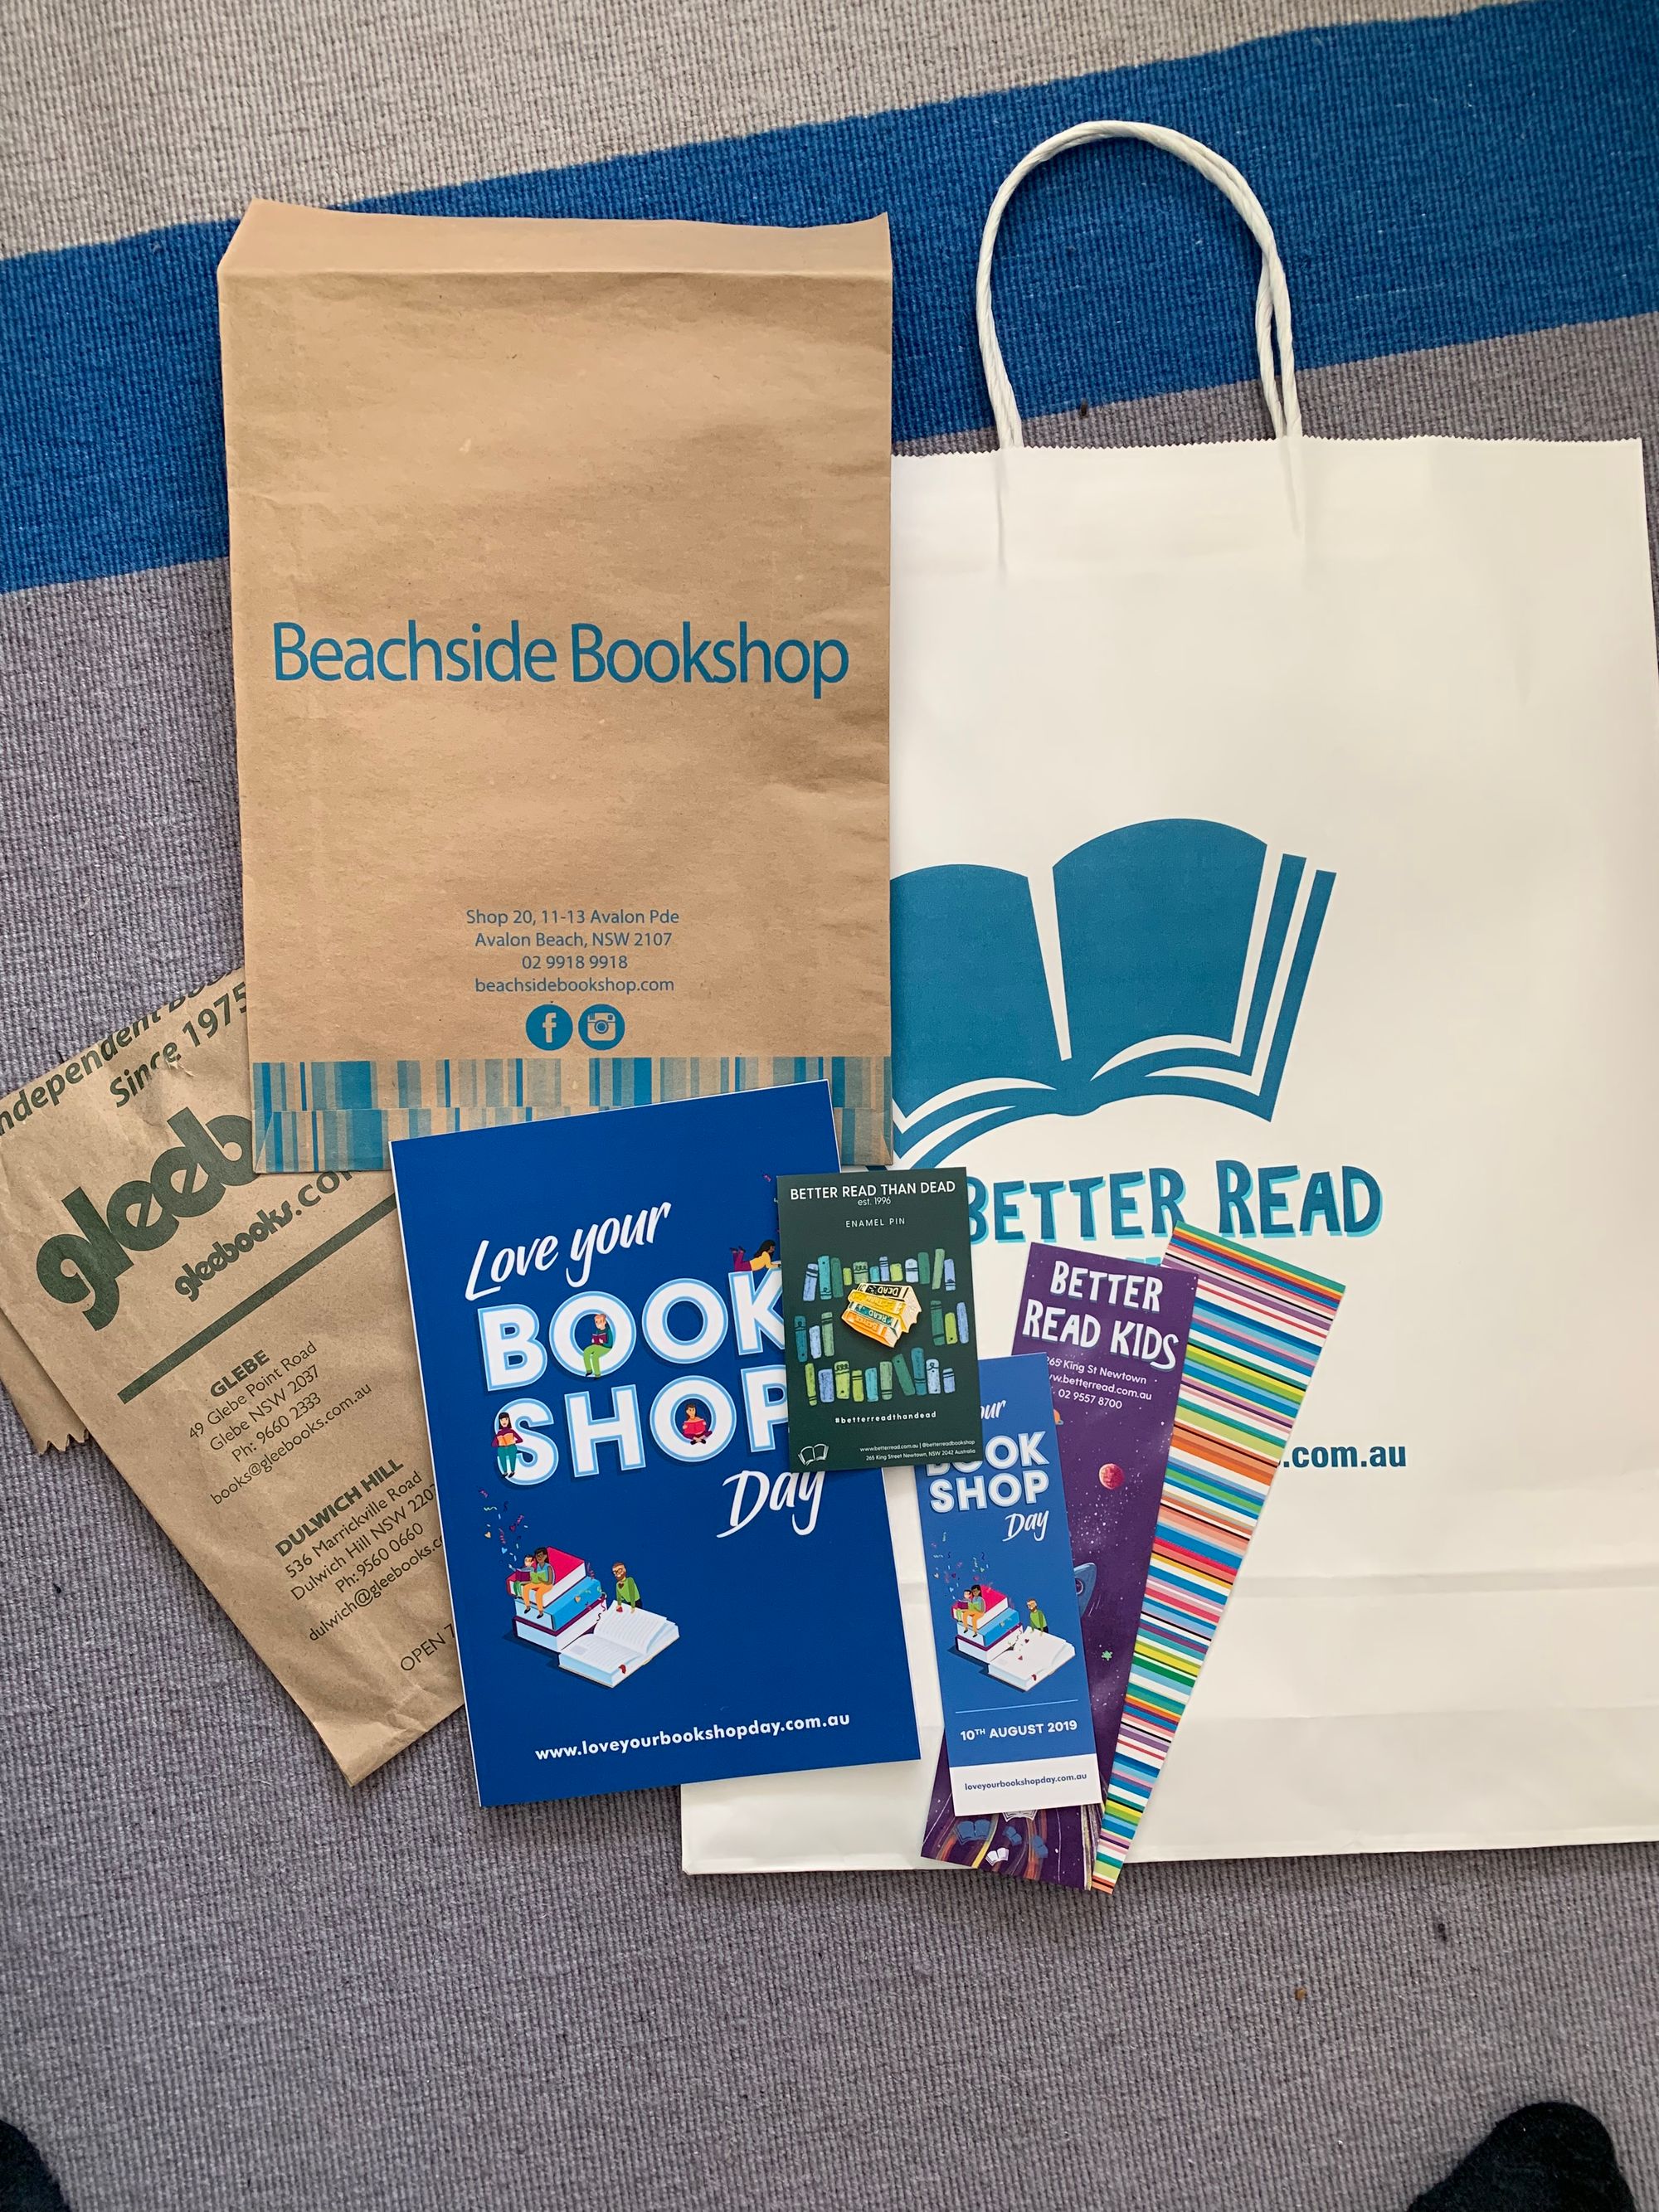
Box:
524 1004 574 1051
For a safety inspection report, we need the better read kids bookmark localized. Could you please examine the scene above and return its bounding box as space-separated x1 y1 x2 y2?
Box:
921 1244 1196 1888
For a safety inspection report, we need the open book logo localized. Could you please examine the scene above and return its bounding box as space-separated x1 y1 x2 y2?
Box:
892 819 1334 1169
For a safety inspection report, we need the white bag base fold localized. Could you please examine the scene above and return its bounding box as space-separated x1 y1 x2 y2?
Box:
1132 1468 1659 1863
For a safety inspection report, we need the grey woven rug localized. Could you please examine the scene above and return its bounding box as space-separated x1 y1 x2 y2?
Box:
3 1 1658 2204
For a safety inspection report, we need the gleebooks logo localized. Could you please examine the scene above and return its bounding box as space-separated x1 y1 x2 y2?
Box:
34 1111 256 1330
891 819 1335 1170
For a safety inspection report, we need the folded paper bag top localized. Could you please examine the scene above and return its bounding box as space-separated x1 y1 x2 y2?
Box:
219 200 894 1174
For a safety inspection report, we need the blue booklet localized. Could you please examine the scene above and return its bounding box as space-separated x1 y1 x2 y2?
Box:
391 1084 917 1806
917 1354 1100 1816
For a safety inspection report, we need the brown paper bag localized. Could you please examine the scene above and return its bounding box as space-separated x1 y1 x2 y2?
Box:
0 975 460 1780
0 1305 87 1451
220 201 893 1175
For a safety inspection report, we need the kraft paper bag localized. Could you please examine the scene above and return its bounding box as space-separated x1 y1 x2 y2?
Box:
0 1304 87 1451
684 123 1659 1875
0 975 461 1781
220 201 893 1174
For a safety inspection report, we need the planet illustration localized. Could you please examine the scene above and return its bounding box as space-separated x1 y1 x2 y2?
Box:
1098 1462 1126 1490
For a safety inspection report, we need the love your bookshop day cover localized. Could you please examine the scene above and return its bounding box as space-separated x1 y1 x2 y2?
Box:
390 1083 917 1806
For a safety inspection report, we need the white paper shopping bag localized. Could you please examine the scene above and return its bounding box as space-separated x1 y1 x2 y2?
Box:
681 1471 946 1873
684 121 1659 1875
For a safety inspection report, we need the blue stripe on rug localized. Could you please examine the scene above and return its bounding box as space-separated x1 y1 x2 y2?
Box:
2 0 1656 594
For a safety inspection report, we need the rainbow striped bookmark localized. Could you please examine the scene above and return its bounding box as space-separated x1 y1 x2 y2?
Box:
1091 1228 1345 1893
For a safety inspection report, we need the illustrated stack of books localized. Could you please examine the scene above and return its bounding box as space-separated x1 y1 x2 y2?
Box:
953 1584 1017 1651
800 1341 954 1407
805 1251 958 1302
952 1584 1074 1692
509 1548 606 1654
509 1547 681 1686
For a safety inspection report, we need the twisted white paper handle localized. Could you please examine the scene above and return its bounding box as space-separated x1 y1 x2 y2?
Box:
975 119 1302 450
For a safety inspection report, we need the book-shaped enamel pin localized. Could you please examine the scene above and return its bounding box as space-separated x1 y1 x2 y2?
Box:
842 1282 921 1348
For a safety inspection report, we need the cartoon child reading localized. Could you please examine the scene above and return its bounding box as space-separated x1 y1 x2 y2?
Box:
581 1313 614 1379
510 1553 553 1613
677 1401 712 1446
1024 1598 1048 1635
612 1562 640 1612
729 1239 778 1274
494 1412 522 1477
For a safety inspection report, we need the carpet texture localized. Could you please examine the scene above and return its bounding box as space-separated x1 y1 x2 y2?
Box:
3 2 1658 2207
